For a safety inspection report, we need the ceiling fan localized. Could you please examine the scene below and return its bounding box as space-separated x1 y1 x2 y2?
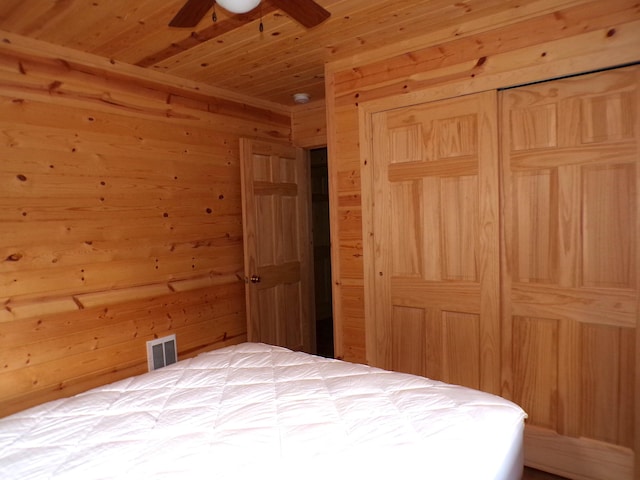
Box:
169 0 331 29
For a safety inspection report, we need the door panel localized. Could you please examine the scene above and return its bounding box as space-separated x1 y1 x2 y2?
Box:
501 66 639 479
365 66 638 479
240 139 313 352
368 91 500 394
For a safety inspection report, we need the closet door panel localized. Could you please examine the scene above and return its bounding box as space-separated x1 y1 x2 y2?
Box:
501 65 639 480
391 305 425 376
368 91 500 393
581 163 635 289
512 170 557 284
512 316 559 430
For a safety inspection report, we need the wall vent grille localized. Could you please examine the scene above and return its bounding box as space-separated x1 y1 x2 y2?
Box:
146 334 177 371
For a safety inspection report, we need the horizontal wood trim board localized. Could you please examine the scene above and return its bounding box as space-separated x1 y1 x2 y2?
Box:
524 425 634 480
509 142 637 170
391 282 481 313
253 182 298 196
256 261 302 289
511 285 637 328
1 274 243 322
388 157 478 180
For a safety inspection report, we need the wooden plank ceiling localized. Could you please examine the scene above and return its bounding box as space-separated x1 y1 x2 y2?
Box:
0 0 564 106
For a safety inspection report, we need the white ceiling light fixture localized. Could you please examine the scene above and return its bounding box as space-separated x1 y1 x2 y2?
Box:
293 93 310 104
216 0 261 14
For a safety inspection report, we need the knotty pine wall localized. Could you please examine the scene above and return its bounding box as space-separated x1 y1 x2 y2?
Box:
0 32 291 417
325 1 640 476
292 100 327 149
325 0 640 364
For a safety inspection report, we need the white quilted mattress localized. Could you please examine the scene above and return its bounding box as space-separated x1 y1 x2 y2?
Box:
0 343 526 479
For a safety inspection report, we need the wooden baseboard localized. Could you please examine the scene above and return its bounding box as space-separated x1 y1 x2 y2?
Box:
524 425 634 480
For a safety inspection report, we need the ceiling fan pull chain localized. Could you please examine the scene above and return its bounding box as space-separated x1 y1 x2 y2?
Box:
212 1 217 22
259 2 264 32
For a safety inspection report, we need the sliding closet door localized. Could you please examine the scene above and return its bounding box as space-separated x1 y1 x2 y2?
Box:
367 91 501 394
501 66 639 480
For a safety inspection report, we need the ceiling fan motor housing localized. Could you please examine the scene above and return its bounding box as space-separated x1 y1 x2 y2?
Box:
216 0 260 14
169 0 331 29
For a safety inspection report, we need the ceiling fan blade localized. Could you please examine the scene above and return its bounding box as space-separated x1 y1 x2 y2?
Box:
169 0 215 27
270 0 330 28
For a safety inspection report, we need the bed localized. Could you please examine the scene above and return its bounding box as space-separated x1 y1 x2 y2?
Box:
0 342 526 479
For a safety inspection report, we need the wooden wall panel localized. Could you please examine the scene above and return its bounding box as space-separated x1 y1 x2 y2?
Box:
338 284 366 362
326 0 640 364
292 100 327 148
325 0 640 477
0 283 246 415
0 36 291 417
502 66 639 479
328 4 640 342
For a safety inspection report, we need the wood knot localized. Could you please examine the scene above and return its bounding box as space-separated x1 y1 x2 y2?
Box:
48 80 63 93
5 253 23 262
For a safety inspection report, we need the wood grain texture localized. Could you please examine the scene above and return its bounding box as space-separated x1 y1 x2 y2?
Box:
523 466 569 480
0 4 638 479
366 91 500 394
326 1 640 477
327 0 640 367
239 138 314 353
0 36 290 418
292 100 327 148
501 66 639 480
0 0 594 106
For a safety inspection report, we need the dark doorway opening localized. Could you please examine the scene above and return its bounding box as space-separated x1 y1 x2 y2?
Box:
310 147 334 358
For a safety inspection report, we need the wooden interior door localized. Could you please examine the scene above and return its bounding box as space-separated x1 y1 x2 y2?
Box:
500 66 639 480
240 138 314 352
366 91 501 394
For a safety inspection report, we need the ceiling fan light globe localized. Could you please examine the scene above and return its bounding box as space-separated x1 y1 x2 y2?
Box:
216 0 261 14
